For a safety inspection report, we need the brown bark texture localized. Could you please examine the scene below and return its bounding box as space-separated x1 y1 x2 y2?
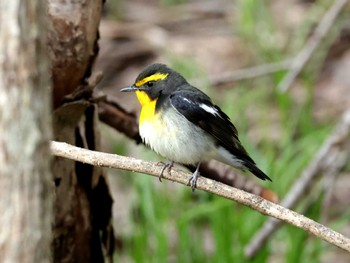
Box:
48 0 114 262
48 0 101 109
0 0 53 262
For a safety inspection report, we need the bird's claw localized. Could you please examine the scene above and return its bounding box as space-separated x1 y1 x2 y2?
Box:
188 171 199 192
188 177 197 192
158 161 174 182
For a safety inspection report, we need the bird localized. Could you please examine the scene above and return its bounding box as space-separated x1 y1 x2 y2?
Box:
121 63 271 191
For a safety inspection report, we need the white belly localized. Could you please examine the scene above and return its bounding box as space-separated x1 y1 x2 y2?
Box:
139 108 217 164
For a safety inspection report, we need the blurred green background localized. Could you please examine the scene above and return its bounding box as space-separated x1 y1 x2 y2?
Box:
96 0 350 262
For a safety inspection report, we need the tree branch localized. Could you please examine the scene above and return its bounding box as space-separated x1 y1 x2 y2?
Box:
245 109 350 258
50 141 350 253
277 0 348 92
209 59 292 86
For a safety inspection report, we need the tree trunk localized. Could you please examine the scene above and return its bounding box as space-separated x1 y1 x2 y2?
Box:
47 0 114 262
0 0 52 262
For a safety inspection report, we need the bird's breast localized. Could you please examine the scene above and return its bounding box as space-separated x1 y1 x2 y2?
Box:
139 107 217 164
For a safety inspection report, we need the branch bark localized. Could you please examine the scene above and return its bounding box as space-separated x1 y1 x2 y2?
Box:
50 141 350 254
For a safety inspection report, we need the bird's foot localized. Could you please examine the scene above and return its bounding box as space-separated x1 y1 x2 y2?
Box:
188 163 201 192
158 161 174 182
188 173 198 192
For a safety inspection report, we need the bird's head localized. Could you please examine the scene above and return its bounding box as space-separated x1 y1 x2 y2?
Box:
121 63 186 106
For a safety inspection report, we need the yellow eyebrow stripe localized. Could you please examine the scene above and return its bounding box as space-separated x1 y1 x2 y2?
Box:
135 73 168 87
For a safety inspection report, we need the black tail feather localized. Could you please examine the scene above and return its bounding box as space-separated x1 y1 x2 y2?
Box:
244 161 272 181
186 162 271 182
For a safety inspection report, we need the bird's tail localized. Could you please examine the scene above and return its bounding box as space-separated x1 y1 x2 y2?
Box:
244 161 272 181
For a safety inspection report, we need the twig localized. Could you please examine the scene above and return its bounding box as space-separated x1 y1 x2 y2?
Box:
245 110 350 258
98 98 142 144
209 59 292 86
277 0 348 92
50 140 350 253
200 160 279 203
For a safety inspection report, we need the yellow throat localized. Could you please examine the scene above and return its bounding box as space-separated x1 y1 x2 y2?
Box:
134 72 168 125
136 90 158 125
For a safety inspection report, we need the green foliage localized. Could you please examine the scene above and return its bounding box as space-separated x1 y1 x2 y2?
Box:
159 0 188 6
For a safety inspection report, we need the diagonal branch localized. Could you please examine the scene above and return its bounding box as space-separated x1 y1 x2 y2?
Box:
50 141 350 253
277 0 348 92
245 109 350 258
209 59 292 86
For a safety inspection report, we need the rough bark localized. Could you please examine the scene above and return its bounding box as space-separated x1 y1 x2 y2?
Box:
0 0 53 262
47 0 102 109
52 101 114 263
47 0 114 262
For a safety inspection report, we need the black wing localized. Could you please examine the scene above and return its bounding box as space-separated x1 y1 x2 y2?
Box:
169 88 255 164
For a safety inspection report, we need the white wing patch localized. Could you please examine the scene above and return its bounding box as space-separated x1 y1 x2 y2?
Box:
200 104 220 117
182 97 193 104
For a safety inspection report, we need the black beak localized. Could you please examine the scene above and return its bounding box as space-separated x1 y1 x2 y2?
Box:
120 85 138 92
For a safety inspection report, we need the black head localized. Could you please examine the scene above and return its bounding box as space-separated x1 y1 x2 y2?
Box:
121 63 187 100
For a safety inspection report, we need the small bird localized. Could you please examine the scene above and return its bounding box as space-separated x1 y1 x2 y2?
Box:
121 63 271 190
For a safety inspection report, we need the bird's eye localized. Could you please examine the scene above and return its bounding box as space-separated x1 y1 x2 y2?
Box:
147 81 154 87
